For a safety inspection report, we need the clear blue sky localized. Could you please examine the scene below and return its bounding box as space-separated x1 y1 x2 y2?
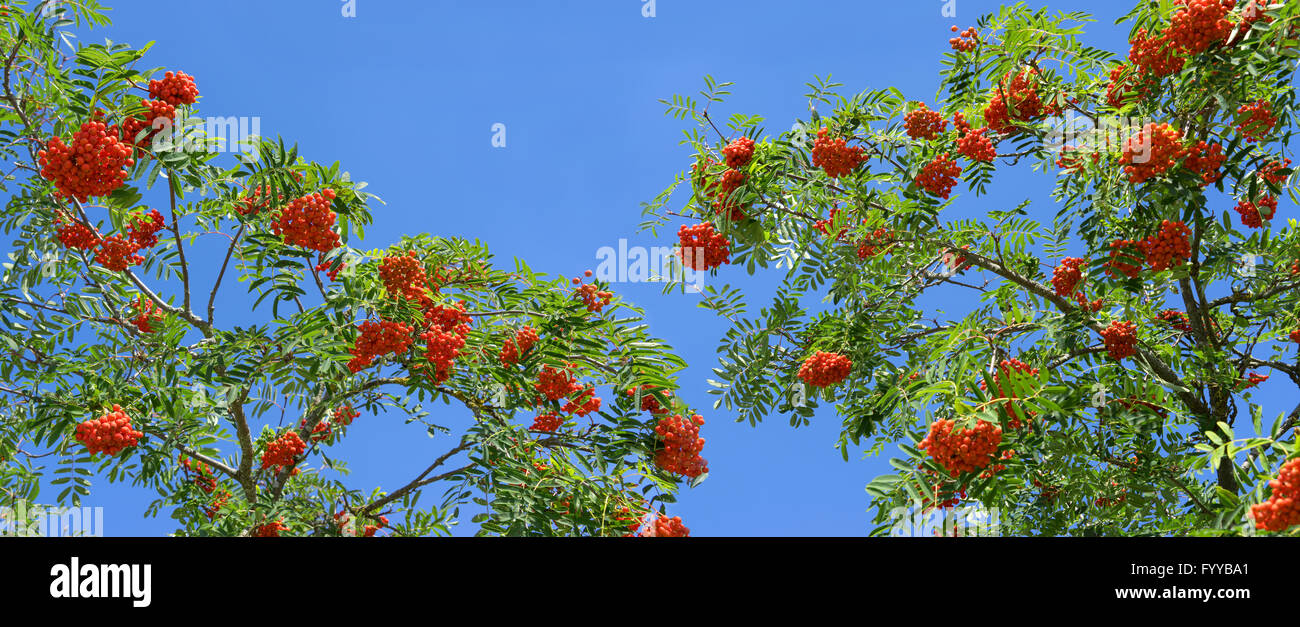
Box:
48 0 1295 536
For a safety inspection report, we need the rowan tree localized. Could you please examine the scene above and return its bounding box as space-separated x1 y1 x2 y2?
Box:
646 0 1300 536
0 1 703 537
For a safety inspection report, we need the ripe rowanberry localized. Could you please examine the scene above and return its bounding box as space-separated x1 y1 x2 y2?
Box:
38 121 135 202
1167 0 1235 55
500 325 540 366
1052 257 1087 297
904 103 948 140
638 515 690 537
677 222 731 270
271 189 340 253
1123 123 1184 184
956 127 997 162
379 252 429 302
261 431 306 472
347 320 414 372
1100 320 1139 361
1236 100 1278 143
722 137 755 169
148 71 199 107
1251 457 1300 532
653 414 708 478
73 404 144 456
811 127 867 179
130 295 164 333
919 419 1003 477
1128 28 1184 77
916 152 963 199
797 351 852 388
1234 196 1278 228
949 26 979 52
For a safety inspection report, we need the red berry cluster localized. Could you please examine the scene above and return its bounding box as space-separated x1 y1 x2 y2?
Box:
916 152 963 199
1239 372 1270 390
1052 257 1087 296
1055 145 1103 172
1167 0 1235 55
420 301 472 382
128 209 167 250
1290 329 1300 344
638 515 690 537
677 222 731 270
956 126 997 162
919 419 1003 477
1105 64 1155 108
653 414 708 478
573 276 613 313
179 455 217 494
1252 457 1300 532
121 99 176 149
722 137 755 168
713 166 749 221
148 71 199 106
983 68 1058 134
38 121 135 202
96 234 147 272
333 405 360 427
1236 100 1277 143
261 431 306 472
252 520 288 537
978 449 1017 479
1105 221 1192 277
379 252 429 302
811 127 866 179
314 252 344 282
300 416 337 444
627 385 673 415
1100 320 1139 361
949 25 979 52
813 205 850 241
904 103 947 140
74 405 144 456
271 189 339 253
1122 123 1184 184
797 351 852 388
1075 291 1105 313
942 245 972 273
347 319 414 372
205 490 231 520
1260 159 1291 186
1183 141 1226 185
56 219 99 250
1234 195 1278 228
500 325 540 366
1145 220 1193 271
130 295 164 333
536 365 582 402
987 358 1039 430
1105 239 1145 279
1129 28 1185 77
856 228 894 259
562 385 601 417
1156 309 1193 333
531 410 565 432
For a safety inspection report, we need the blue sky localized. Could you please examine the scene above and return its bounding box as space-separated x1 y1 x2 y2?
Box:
40 0 1296 536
